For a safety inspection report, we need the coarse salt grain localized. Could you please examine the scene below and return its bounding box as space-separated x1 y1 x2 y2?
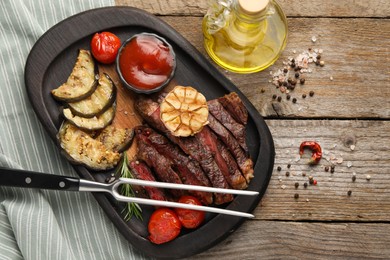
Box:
350 145 355 150
311 36 317 42
281 185 286 189
347 161 353 168
366 175 371 180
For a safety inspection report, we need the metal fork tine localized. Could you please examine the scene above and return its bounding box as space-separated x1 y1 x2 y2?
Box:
117 177 259 196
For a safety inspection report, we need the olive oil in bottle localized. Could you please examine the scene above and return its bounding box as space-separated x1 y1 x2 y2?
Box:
203 0 288 73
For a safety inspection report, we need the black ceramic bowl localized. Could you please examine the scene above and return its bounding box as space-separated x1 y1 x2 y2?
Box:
116 32 176 94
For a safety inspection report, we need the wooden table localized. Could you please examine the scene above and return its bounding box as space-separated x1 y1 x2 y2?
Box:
115 0 390 258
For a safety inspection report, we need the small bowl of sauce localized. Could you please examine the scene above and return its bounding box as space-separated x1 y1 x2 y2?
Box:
116 33 176 94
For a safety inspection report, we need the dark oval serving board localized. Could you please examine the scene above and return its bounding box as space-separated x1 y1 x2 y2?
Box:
24 7 275 259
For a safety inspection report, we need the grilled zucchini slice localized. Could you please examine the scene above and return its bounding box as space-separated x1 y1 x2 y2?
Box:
51 49 99 102
58 121 121 170
63 103 116 131
67 73 116 118
95 125 135 153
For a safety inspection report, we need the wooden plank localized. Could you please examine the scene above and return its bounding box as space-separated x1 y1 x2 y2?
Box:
160 16 390 118
254 119 390 221
190 221 390 259
115 0 390 18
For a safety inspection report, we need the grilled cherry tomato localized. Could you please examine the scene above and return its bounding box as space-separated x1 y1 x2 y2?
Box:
148 208 181 244
174 195 205 229
90 32 121 64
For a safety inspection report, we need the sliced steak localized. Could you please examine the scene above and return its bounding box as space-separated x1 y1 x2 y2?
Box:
129 160 168 201
135 97 233 204
196 126 247 190
208 99 248 153
136 133 185 198
207 113 254 182
218 92 248 125
136 126 213 205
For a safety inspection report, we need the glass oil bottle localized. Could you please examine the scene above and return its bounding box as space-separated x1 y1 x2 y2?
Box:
203 0 288 73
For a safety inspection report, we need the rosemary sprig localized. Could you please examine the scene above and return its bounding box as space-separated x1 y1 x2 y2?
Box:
116 153 143 221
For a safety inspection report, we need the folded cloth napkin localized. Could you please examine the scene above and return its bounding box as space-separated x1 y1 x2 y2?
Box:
0 1 149 259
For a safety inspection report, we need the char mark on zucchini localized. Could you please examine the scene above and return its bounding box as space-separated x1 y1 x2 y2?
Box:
51 49 99 102
67 73 116 118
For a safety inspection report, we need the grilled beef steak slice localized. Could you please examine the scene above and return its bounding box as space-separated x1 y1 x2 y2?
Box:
196 126 247 190
136 126 213 205
208 114 254 182
135 97 233 204
208 99 248 153
129 160 168 201
218 92 248 125
137 133 185 198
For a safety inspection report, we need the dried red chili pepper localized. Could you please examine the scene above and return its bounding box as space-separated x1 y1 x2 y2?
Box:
299 141 322 165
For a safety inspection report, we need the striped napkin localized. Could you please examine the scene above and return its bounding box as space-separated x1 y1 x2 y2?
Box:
0 0 149 259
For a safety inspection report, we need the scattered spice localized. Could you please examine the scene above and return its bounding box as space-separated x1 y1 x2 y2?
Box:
292 98 297 103
294 193 299 199
324 166 329 172
277 166 282 171
287 164 291 169
330 165 335 173
295 182 299 188
352 175 356 182
299 141 322 165
277 96 282 102
302 94 307 98
272 94 277 100
286 171 290 177
309 90 315 97
261 88 265 93
286 94 291 100
347 190 352 196
303 182 308 188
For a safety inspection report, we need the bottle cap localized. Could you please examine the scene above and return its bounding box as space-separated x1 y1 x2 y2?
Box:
238 0 270 15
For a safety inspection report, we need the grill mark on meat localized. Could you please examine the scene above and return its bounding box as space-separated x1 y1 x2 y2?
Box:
129 160 168 201
208 99 248 154
218 92 248 125
218 140 248 189
207 113 254 182
135 126 213 205
196 126 247 190
136 133 185 198
135 97 233 205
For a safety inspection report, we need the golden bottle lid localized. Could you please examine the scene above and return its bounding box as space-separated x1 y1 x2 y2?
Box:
238 0 269 15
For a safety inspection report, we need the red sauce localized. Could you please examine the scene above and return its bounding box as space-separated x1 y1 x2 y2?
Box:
119 34 174 90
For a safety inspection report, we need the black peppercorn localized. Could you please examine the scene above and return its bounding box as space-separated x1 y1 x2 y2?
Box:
294 193 299 199
347 190 352 196
295 182 299 188
287 164 291 168
286 94 291 100
300 78 305 84
291 63 296 68
272 94 277 100
283 81 288 87
302 94 307 98
283 68 288 73
286 171 290 177
325 166 329 172
295 72 300 78
304 182 308 188
352 176 356 182
277 96 282 102
277 166 282 171
309 90 315 97
292 98 297 103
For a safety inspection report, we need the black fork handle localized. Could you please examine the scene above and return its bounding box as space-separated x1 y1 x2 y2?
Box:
0 167 80 191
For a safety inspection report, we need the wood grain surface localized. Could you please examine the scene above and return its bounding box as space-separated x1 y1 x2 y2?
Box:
108 1 390 258
115 0 390 17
